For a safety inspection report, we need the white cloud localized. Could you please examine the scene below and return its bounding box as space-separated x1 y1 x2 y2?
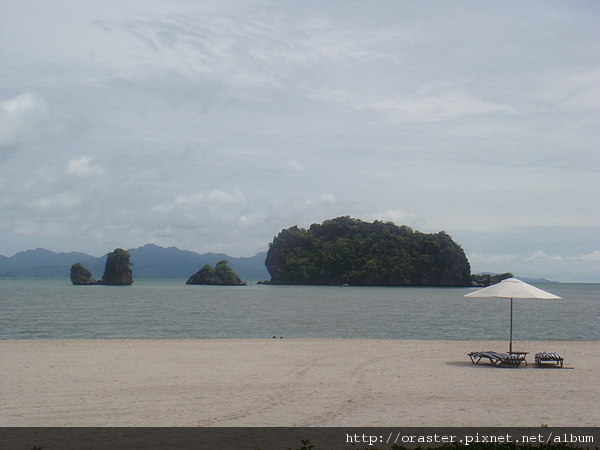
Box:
368 209 418 226
0 92 48 115
147 188 268 254
287 159 306 171
156 189 245 212
542 68 600 112
28 192 82 212
265 194 363 237
0 92 88 157
525 250 564 263
0 92 50 149
318 194 336 204
152 189 248 232
67 156 105 177
469 250 600 283
356 93 517 123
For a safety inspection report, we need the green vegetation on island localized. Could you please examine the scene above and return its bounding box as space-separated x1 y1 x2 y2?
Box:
70 262 98 285
186 260 247 286
101 248 133 285
70 248 133 285
265 216 472 286
471 272 514 287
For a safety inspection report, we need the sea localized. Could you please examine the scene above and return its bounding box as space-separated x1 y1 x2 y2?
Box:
0 278 598 340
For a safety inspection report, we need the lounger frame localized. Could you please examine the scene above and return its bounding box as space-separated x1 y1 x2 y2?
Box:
468 351 526 367
535 352 564 368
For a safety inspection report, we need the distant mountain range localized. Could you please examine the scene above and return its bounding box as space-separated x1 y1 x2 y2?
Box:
0 245 558 284
0 244 270 282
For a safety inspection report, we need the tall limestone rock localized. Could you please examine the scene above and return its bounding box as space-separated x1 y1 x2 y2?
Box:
100 248 134 285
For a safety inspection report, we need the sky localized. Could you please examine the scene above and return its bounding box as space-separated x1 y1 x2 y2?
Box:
1 0 599 282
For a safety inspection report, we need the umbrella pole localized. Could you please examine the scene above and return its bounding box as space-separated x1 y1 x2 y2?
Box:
509 298 513 354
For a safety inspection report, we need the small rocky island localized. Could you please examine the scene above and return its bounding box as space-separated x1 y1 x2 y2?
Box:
187 260 247 286
70 262 98 285
70 248 133 285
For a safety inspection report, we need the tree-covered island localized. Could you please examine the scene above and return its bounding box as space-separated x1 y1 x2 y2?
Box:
186 260 247 286
265 216 472 286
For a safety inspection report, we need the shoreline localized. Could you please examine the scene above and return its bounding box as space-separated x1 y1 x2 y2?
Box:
1 339 598 427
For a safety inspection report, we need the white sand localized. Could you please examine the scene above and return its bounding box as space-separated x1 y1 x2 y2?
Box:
1 339 598 427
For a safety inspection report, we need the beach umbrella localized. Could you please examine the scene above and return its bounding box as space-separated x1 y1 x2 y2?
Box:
464 278 561 353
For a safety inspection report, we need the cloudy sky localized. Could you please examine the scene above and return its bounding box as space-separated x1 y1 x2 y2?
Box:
1 0 598 282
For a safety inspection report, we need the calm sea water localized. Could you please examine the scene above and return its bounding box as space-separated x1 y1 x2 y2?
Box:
0 278 598 340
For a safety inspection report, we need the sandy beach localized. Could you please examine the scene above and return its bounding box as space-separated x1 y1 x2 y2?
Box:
1 339 598 429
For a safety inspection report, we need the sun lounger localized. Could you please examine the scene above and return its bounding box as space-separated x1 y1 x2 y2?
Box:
468 351 526 367
535 352 563 367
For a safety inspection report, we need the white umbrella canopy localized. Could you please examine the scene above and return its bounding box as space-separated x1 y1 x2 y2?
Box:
465 278 561 353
